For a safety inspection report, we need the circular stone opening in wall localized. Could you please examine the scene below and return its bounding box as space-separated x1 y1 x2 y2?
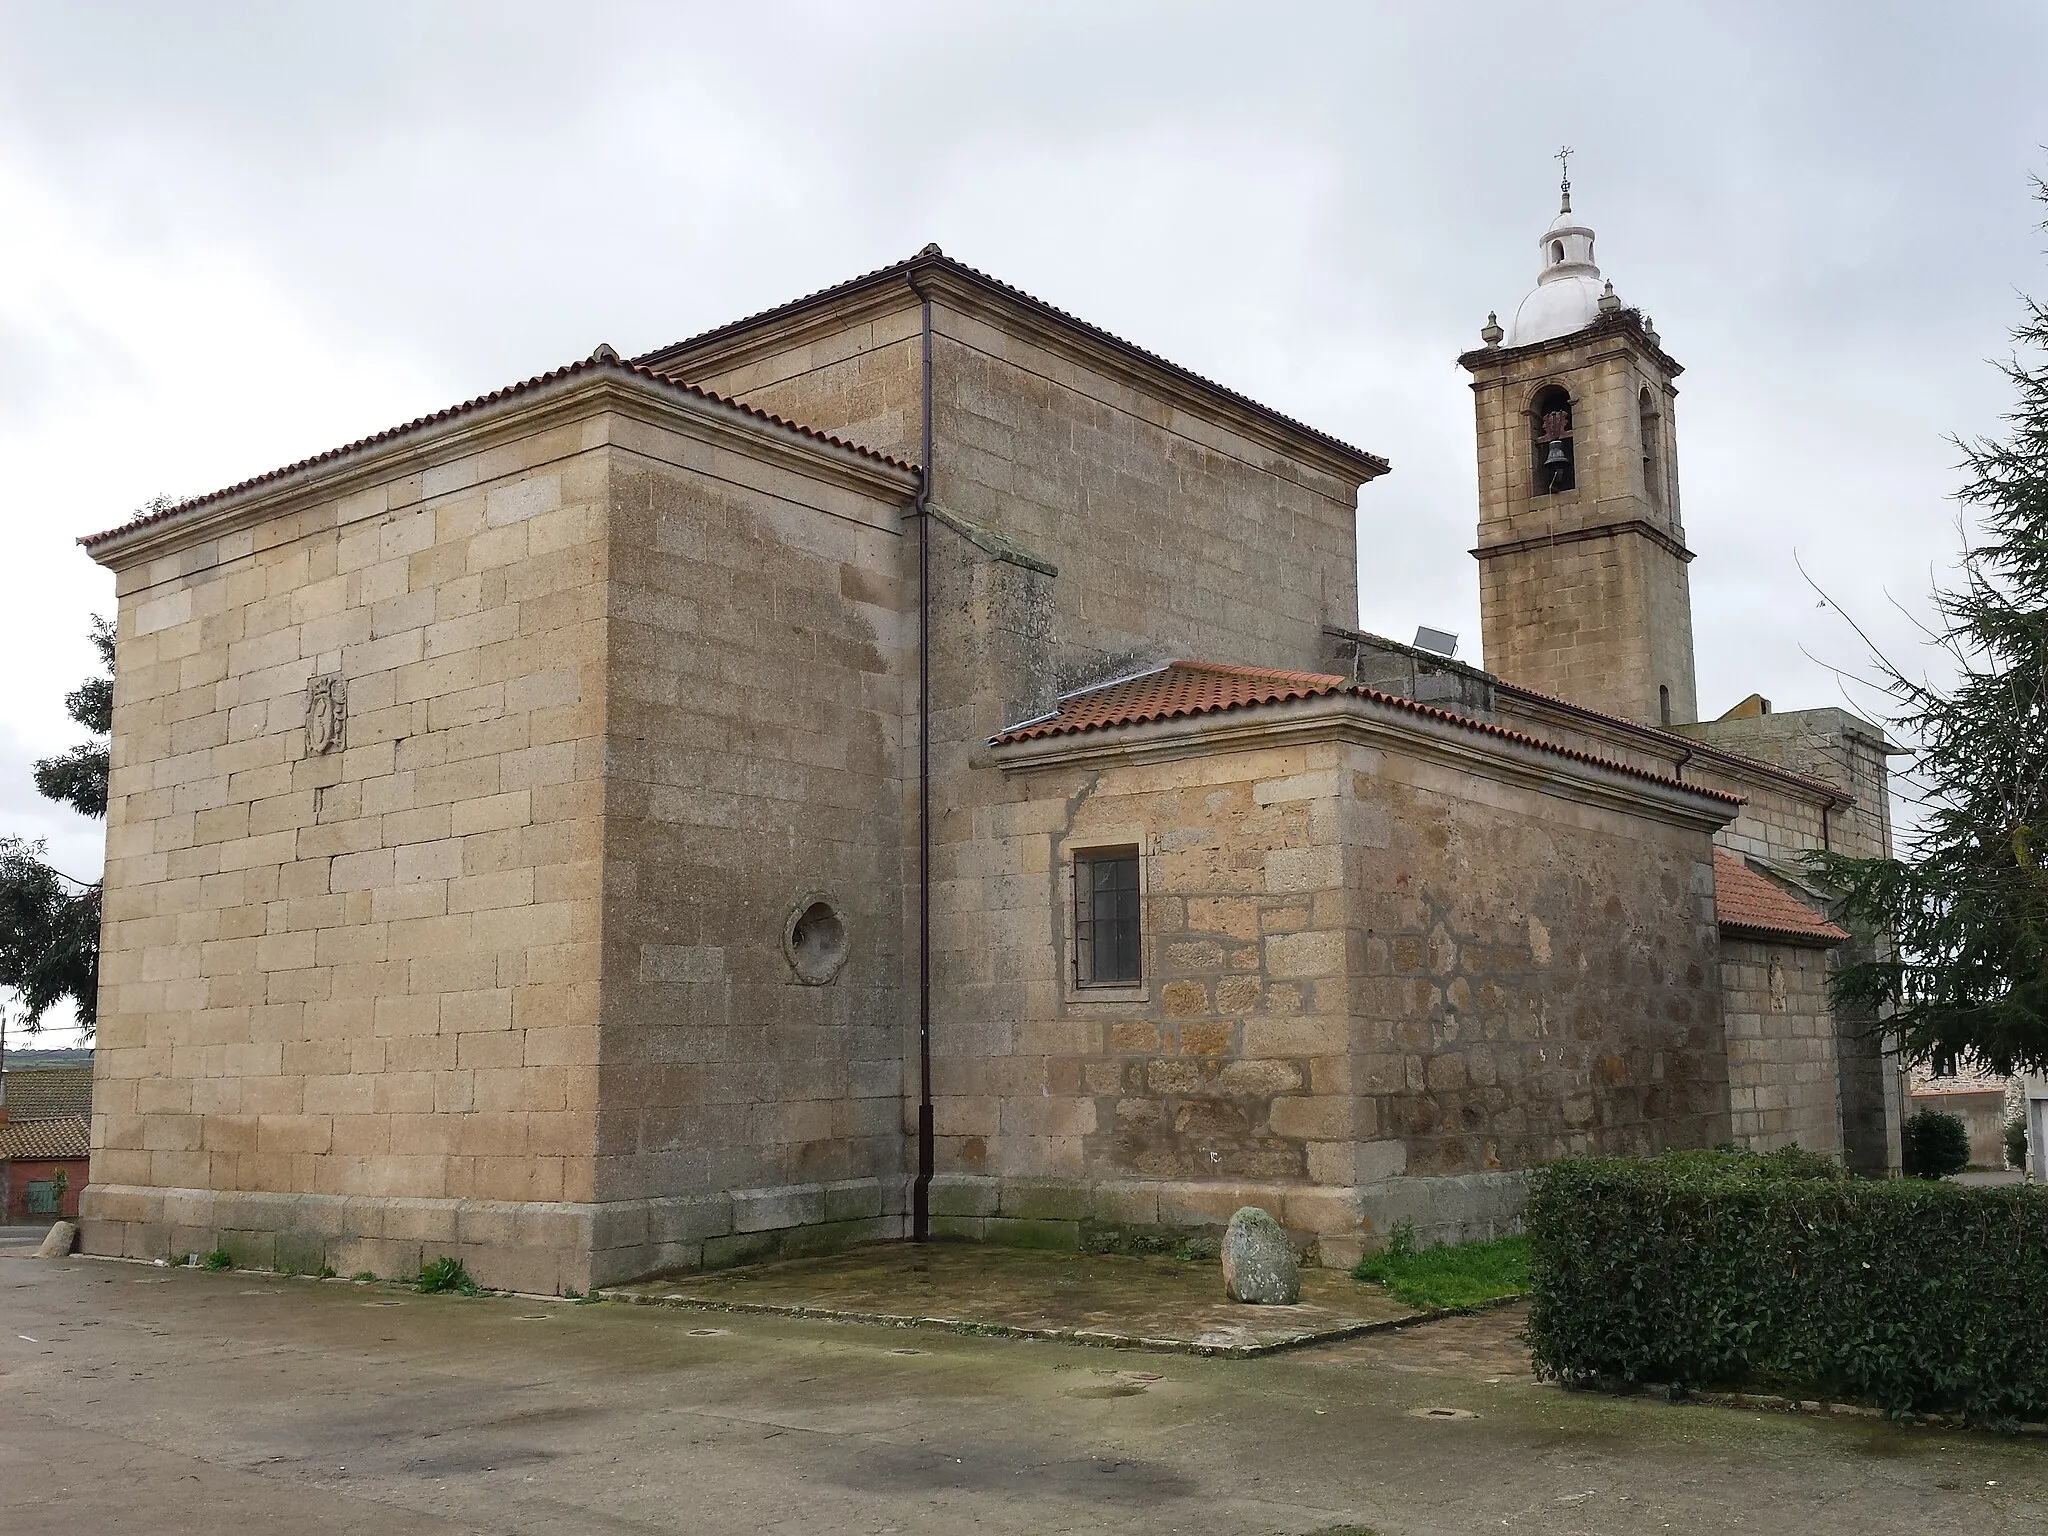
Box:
784 896 849 985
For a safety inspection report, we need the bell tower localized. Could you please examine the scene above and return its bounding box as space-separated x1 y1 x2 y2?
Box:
1459 162 1698 727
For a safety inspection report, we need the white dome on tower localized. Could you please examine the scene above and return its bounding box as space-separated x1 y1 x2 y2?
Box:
1506 191 1613 347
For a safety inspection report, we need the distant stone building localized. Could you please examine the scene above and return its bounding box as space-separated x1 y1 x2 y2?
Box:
78 188 1902 1290
1908 1060 2020 1170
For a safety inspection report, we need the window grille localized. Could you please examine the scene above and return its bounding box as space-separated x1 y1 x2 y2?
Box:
1074 847 1141 985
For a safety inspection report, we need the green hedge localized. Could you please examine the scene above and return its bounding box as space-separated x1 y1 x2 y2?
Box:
1526 1149 2048 1422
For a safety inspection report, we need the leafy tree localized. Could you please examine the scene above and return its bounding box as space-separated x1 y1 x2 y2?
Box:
1811 175 2048 1076
0 616 113 1033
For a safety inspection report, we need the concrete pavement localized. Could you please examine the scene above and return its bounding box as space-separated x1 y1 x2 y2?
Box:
1 1248 2040 1535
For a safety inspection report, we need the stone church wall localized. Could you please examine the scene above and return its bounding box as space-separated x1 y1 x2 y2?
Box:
86 418 615 1292
678 290 1368 703
586 420 918 1281
82 377 925 1292
958 717 1731 1261
1718 936 1842 1155
1686 709 1903 1174
677 299 928 465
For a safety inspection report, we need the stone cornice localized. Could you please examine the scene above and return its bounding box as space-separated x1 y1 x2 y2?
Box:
986 691 1740 833
1473 516 1695 565
85 367 921 570
1457 309 1684 381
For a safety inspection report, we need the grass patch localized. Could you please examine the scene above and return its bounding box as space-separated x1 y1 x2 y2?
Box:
415 1256 482 1296
1352 1227 1529 1311
202 1249 234 1272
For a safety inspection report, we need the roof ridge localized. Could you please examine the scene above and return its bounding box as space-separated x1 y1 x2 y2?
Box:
634 249 1389 476
1495 679 1854 804
1166 658 1349 685
82 356 919 550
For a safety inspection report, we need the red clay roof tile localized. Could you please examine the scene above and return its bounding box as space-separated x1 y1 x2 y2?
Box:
80 356 919 551
1713 850 1849 945
992 660 1746 807
0 1112 89 1160
0 1066 91 1119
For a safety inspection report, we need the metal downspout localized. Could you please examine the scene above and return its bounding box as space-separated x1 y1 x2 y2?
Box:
912 281 935 1242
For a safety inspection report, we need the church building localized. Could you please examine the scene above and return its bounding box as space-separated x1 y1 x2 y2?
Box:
77 183 1903 1290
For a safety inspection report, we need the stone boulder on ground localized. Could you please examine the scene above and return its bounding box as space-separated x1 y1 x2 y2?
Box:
36 1220 78 1260
1221 1206 1300 1305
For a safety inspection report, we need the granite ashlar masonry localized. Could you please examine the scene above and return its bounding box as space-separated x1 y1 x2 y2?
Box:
1720 938 1841 1153
78 227 1898 1287
83 364 920 1292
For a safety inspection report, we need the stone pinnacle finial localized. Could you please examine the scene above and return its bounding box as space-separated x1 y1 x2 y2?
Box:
1481 312 1504 346
1597 280 1620 314
589 342 620 364
916 242 943 258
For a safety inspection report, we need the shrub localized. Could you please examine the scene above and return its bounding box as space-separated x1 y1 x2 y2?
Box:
202 1249 233 1272
2008 1115 2030 1171
1901 1109 1972 1178
415 1256 481 1296
1526 1150 2048 1421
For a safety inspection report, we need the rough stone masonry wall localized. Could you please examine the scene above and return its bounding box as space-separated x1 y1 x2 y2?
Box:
86 422 612 1293
929 739 1360 1250
1719 937 1842 1155
588 423 917 1282
1345 740 1730 1181
951 725 1731 1261
1685 707 1903 1175
685 290 1386 1260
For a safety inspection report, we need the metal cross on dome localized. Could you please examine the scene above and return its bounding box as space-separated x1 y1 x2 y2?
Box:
1555 145 1574 201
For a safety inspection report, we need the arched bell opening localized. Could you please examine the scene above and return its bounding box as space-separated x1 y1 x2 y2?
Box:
1531 384 1575 496
1639 387 1663 511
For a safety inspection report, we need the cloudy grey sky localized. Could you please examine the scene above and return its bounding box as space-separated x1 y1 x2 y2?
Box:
3 2 2045 1044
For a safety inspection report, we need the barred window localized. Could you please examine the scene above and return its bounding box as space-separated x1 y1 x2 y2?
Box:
1074 847 1141 986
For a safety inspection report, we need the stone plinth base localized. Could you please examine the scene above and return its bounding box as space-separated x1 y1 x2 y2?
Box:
79 1169 1529 1288
80 1177 912 1294
925 1170 1530 1270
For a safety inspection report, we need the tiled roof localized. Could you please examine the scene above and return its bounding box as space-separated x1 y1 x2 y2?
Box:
0 1065 92 1119
991 660 1746 806
998 661 1351 739
634 248 1391 477
1713 851 1849 945
81 356 920 550
1494 680 1855 807
0 1113 89 1160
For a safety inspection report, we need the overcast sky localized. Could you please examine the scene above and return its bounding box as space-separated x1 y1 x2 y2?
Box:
4 2 2045 1045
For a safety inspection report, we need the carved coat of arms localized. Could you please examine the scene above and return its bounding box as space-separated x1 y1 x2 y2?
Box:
306 673 347 756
